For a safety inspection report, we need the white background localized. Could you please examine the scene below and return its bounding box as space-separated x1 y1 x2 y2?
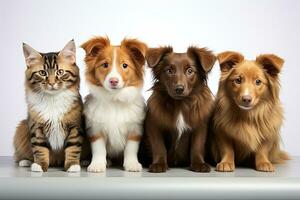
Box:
0 0 299 156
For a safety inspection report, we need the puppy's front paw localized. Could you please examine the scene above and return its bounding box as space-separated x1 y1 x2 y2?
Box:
256 162 275 172
149 163 168 173
123 159 142 172
31 163 43 172
87 160 106 173
190 162 211 173
67 164 81 173
216 162 235 172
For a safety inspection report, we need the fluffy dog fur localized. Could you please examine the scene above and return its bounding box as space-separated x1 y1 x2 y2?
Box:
143 46 216 173
210 51 289 172
81 36 147 172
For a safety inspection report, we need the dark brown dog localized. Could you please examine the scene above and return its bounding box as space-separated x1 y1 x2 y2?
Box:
144 46 216 173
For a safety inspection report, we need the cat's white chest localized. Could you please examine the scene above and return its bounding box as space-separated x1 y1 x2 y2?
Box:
27 90 77 150
176 112 190 141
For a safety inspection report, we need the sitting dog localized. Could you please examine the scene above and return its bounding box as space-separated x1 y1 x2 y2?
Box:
210 51 289 172
144 46 216 173
81 36 147 172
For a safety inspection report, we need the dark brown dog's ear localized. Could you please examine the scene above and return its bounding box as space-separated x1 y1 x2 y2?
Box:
217 51 244 72
81 36 110 57
121 39 148 67
146 47 173 68
187 47 216 72
256 54 284 77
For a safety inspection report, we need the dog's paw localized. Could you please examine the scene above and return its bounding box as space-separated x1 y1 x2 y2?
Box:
87 161 106 173
31 163 43 172
149 163 168 173
190 162 211 173
123 160 142 172
67 164 81 173
19 159 32 167
216 162 235 172
256 162 275 172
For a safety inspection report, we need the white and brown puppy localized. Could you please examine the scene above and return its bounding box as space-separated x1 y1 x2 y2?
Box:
81 36 147 172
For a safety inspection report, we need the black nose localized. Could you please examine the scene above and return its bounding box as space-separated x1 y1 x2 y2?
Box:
175 85 184 95
242 95 252 104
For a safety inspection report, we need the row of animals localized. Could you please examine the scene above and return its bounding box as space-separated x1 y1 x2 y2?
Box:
13 37 289 173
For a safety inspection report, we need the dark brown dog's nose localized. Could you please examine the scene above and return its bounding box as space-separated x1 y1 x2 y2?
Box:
242 95 252 105
175 85 184 95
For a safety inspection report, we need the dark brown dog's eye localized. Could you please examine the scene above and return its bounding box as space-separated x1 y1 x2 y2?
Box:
56 69 64 76
166 68 173 75
186 67 194 76
122 63 128 69
39 70 47 76
102 62 109 68
234 77 241 84
256 79 261 86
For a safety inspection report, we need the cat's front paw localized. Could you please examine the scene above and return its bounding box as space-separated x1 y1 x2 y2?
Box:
216 162 235 172
31 163 44 172
19 159 32 167
67 164 81 173
123 159 142 172
87 160 106 173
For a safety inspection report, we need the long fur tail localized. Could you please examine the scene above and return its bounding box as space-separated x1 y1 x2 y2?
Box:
271 150 291 164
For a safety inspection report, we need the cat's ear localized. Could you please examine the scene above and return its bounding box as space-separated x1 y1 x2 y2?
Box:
22 43 42 68
59 39 76 64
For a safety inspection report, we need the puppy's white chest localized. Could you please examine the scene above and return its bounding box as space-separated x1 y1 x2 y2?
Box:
27 90 77 150
176 112 190 140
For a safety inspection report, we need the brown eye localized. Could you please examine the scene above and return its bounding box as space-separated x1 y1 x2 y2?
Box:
186 67 194 76
122 63 128 69
256 79 261 86
234 77 241 84
39 70 47 76
166 67 174 75
102 62 109 68
56 69 64 76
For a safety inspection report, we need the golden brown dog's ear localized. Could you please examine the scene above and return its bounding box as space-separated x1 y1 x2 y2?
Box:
187 46 216 72
121 39 148 67
217 51 244 72
256 54 284 77
146 47 173 68
81 36 110 57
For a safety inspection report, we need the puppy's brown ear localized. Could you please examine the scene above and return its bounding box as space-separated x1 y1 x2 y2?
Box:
187 47 216 72
217 51 244 72
256 54 284 77
81 36 110 57
146 47 173 68
121 39 148 67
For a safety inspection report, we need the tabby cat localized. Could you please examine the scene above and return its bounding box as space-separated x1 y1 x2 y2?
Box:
13 40 84 172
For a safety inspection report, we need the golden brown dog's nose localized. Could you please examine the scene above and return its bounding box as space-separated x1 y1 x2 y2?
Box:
242 95 252 105
175 85 184 95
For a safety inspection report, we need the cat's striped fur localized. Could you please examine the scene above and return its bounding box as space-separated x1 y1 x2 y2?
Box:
14 40 85 172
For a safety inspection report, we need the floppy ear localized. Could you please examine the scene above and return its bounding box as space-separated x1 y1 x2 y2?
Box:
187 46 216 72
22 43 42 68
256 54 284 77
146 47 173 68
217 51 244 72
81 36 110 57
121 39 148 67
58 39 76 64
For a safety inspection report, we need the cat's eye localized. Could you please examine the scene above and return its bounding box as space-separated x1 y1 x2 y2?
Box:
186 67 194 76
122 63 128 69
39 70 47 76
56 69 64 76
102 62 109 68
256 79 262 86
234 77 242 84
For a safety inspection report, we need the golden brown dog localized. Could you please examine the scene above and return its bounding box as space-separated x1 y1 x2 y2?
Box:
210 51 289 172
